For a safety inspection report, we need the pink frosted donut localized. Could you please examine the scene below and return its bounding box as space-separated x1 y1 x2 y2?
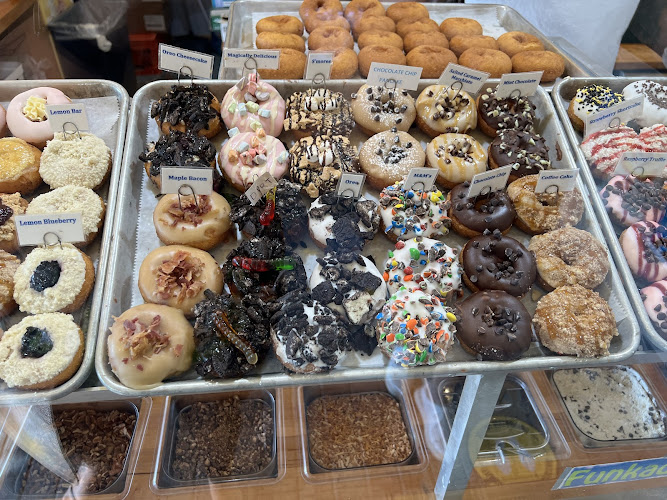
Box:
0 104 7 137
600 175 667 227
641 280 667 337
7 87 71 147
221 74 285 137
219 129 289 191
620 221 667 282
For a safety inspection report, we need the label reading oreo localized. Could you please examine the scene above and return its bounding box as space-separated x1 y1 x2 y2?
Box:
335 173 366 199
244 171 278 205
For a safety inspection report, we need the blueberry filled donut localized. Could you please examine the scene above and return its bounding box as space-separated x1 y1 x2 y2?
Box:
383 236 462 302
151 84 222 138
220 74 285 137
568 84 624 132
426 133 487 189
0 312 83 389
308 193 379 250
447 182 515 237
6 87 71 148
640 280 667 338
620 221 667 282
284 88 354 138
623 80 667 128
108 304 195 389
415 85 477 137
378 179 451 241
0 192 28 253
0 250 20 317
309 251 387 325
13 243 94 314
477 87 536 137
461 230 536 296
600 176 667 227
288 135 359 198
360 129 425 189
488 129 551 182
351 84 416 135
376 286 456 367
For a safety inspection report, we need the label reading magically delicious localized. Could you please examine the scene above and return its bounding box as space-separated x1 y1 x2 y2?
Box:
305 51 334 80
223 48 280 69
437 63 489 95
159 43 214 78
534 169 579 194
613 151 667 177
336 173 366 199
494 71 543 99
467 165 512 198
403 168 438 192
161 167 213 195
15 214 85 246
45 104 89 133
244 172 278 206
366 63 422 91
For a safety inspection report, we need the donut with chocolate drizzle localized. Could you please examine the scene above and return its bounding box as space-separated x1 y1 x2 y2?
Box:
620 221 667 282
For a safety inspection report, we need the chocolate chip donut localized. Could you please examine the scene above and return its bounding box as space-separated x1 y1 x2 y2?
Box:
415 85 477 137
351 84 416 135
447 182 516 237
359 128 425 189
151 84 222 138
600 176 667 227
488 129 551 182
477 86 536 137
284 88 354 138
425 133 488 189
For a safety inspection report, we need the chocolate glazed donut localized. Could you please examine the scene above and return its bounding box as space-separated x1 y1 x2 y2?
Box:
461 230 536 296
447 182 516 238
455 290 532 360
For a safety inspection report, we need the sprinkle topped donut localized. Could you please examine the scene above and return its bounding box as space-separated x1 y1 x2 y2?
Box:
623 80 667 128
221 74 285 137
351 84 416 135
284 88 354 138
568 84 624 131
415 85 477 137
600 176 667 227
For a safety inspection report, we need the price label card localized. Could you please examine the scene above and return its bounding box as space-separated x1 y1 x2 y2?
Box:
159 43 214 78
534 169 579 194
244 172 278 206
223 48 280 69
584 96 644 138
305 51 334 80
403 168 438 192
45 104 89 133
437 63 489 95
366 63 422 91
336 172 366 198
161 167 213 195
494 71 543 99
15 214 85 246
467 166 512 198
614 151 667 177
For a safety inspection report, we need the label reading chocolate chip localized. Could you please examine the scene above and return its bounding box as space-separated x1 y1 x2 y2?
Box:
404 168 438 192
161 167 213 195
305 51 334 80
244 172 278 206
534 169 579 194
437 63 490 95
45 104 89 133
15 214 85 246
335 173 366 199
467 165 512 198
494 71 543 99
159 43 214 78
366 63 422 91
223 49 280 69
584 96 644 138
614 151 667 177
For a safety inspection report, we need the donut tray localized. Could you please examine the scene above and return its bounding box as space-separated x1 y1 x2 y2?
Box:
0 80 129 406
223 0 593 90
551 77 667 353
95 79 640 398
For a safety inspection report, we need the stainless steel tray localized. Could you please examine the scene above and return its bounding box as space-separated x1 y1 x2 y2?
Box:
95 79 639 398
223 0 593 89
551 77 667 352
0 80 129 406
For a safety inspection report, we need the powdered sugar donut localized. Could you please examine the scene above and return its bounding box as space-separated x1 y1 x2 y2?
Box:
6 87 71 148
640 280 667 337
580 126 645 180
620 221 667 282
623 80 667 128
221 75 285 137
600 176 667 227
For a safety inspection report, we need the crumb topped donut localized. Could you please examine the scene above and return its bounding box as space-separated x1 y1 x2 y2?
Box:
0 250 20 317
600 176 667 227
567 84 624 132
0 312 83 389
0 192 28 253
447 182 515 237
0 137 42 195
220 75 285 137
351 84 416 135
489 129 551 181
477 86 536 137
426 133 487 189
359 129 425 189
416 85 477 137
284 88 354 138
151 84 222 138
6 87 71 148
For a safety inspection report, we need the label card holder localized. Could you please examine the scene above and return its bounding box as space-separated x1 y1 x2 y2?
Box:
437 63 490 95
244 172 278 206
614 151 667 177
15 214 85 246
403 168 438 192
159 43 214 79
45 104 89 133
305 51 334 80
223 48 280 70
534 169 579 194
494 71 543 99
160 167 213 195
366 63 422 91
467 166 512 198
584 96 644 138
336 173 366 199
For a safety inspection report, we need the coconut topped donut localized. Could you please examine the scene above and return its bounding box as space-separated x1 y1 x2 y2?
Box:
221 74 285 137
284 88 354 138
151 84 222 138
6 87 71 147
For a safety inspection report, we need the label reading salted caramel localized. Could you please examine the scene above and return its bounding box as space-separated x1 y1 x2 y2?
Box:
336 173 366 199
15 214 85 246
584 96 644 138
404 168 438 192
159 43 214 78
366 63 422 91
161 167 213 195
467 166 512 198
614 151 667 177
534 169 579 194
244 172 278 206
305 51 334 80
45 104 89 133
494 71 543 99
437 63 490 95
223 49 280 70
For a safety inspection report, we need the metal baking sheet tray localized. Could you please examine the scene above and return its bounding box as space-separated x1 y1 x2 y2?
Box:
223 0 593 88
95 79 639 398
551 77 667 352
0 80 129 406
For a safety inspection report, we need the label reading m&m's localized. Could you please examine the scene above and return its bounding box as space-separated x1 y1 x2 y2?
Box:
403 168 438 191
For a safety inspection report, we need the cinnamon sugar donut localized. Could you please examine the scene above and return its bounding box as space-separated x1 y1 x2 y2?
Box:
306 14 350 32
386 2 429 24
353 15 395 39
258 49 307 79
331 48 358 79
299 0 344 32
497 31 544 57
308 25 354 51
403 31 449 53
396 18 439 38
449 35 499 57
358 46 406 78
256 32 305 52
439 18 483 39
406 46 457 79
344 0 385 29
256 15 304 35
512 51 565 82
358 30 403 51
459 48 511 78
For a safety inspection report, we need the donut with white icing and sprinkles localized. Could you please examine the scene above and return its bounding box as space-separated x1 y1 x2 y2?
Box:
221 74 285 137
567 84 624 132
623 80 667 128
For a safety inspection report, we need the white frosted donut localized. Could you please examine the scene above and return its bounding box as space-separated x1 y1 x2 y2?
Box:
620 221 667 282
416 85 477 137
107 303 195 389
0 104 7 137
7 87 71 147
623 80 667 128
220 75 286 137
426 133 487 188
641 280 667 337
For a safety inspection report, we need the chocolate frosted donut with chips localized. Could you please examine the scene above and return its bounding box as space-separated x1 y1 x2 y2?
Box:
151 84 222 138
461 230 536 296
477 87 536 137
488 129 551 181
284 88 354 138
351 84 416 135
600 176 667 227
641 280 667 337
415 85 478 137
620 221 667 282
455 290 532 361
447 182 516 238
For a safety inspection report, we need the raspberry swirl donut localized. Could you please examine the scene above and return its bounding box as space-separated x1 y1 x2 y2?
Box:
221 74 285 137
416 85 477 138
639 123 667 152
284 88 354 138
477 87 536 137
489 129 551 182
620 221 667 282
359 129 425 189
600 176 667 227
567 84 624 132
151 84 222 139
6 87 71 148
447 182 515 237
623 80 667 128
580 126 645 180
640 280 667 337
425 133 488 189
351 84 416 135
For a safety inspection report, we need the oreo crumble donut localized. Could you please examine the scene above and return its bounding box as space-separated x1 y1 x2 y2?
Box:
488 129 551 181
477 87 536 137
151 84 222 138
284 88 354 138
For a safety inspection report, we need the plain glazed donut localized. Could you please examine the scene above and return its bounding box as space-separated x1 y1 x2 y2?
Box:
308 25 354 51
353 15 395 39
620 221 667 282
403 31 449 53
344 0 385 29
449 35 499 57
396 18 439 39
256 32 305 52
258 48 307 79
330 47 359 78
426 133 488 189
358 45 406 78
439 17 483 39
459 47 511 78
386 2 429 24
512 51 565 82
358 30 403 51
256 15 304 35
416 85 477 137
497 31 544 57
7 87 71 148
406 46 457 79
300 0 344 32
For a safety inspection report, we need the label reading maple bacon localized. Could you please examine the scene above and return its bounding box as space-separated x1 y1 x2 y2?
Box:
613 151 667 177
584 96 644 138
223 49 280 69
494 71 543 99
366 63 422 91
15 214 85 246
534 169 579 194
403 168 438 191
161 167 213 195
467 165 512 198
159 43 214 78
244 172 278 206
437 63 489 95
45 104 89 133
336 172 366 199
305 51 334 80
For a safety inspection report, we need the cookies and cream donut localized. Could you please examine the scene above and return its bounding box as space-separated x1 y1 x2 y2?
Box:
13 243 94 314
284 88 354 138
383 236 462 302
151 84 222 138
138 245 223 317
376 287 455 367
308 193 379 250
220 74 285 137
640 280 667 338
620 221 667 282
580 126 645 180
623 80 667 128
568 84 624 132
40 132 112 190
153 192 231 250
0 137 42 195
0 250 20 317
6 87 71 148
489 129 551 181
359 129 425 189
425 133 487 189
600 176 667 227
108 304 194 389
378 179 451 241
477 86 536 137
0 192 27 253
447 182 515 237
0 312 83 389
416 85 477 137
288 134 359 197
351 84 416 135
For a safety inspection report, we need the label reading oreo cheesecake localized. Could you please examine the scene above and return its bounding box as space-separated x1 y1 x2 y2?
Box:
366 63 422 91
404 168 437 191
336 172 366 199
15 214 85 246
159 43 214 78
45 104 89 133
305 51 334 80
437 63 489 95
161 167 213 195
584 96 644 138
244 171 278 205
495 71 543 99
614 151 667 177
534 169 579 194
223 49 280 70
467 165 512 197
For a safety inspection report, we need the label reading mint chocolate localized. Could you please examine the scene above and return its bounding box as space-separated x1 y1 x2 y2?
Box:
336 173 366 199
45 104 89 133
437 63 489 95
584 96 645 138
223 49 280 69
159 43 214 78
614 151 667 177
15 214 85 246
494 71 543 99
305 51 334 80
161 167 213 195
366 63 422 91
244 172 278 206
403 168 438 192
534 169 579 194
467 166 512 198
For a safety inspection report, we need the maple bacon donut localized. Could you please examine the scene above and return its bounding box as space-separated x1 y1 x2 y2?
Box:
415 85 477 137
6 87 71 148
439 18 483 39
406 46 458 79
497 31 544 57
426 133 487 189
256 15 304 35
459 48 512 79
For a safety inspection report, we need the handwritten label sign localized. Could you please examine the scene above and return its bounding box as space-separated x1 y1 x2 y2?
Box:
244 172 278 206
159 43 214 78
223 48 280 69
534 169 579 194
403 168 438 192
467 166 512 198
15 214 85 246
584 96 644 138
161 167 213 195
336 172 366 199
553 456 667 490
495 71 543 99
437 63 489 95
366 63 422 91
614 151 667 177
45 104 89 133
305 51 333 80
